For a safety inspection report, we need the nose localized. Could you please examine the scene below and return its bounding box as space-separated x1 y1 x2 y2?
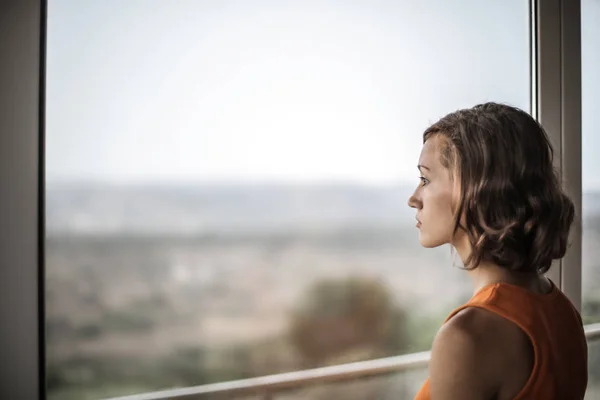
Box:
408 190 422 209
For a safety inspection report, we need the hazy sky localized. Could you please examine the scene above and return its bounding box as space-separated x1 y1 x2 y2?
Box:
46 0 599 188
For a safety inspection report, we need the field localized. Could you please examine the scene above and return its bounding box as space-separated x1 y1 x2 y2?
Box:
45 184 600 399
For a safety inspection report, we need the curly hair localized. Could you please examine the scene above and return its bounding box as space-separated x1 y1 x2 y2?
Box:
423 102 574 273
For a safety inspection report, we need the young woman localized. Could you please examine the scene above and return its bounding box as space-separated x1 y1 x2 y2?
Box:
409 103 588 399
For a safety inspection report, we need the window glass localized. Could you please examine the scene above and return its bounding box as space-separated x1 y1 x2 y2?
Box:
45 1 530 398
585 338 600 399
582 1 600 395
582 0 600 326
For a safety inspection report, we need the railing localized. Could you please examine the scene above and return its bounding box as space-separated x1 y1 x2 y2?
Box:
586 322 600 341
105 323 600 400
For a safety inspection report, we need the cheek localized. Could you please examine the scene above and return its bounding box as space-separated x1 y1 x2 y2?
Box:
420 190 456 242
424 190 454 221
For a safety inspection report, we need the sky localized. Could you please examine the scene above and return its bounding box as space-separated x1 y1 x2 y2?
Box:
45 0 600 189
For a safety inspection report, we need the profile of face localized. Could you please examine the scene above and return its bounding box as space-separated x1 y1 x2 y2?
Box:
407 135 460 248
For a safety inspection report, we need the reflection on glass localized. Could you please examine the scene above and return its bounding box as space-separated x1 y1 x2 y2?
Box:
45 1 529 399
582 0 600 326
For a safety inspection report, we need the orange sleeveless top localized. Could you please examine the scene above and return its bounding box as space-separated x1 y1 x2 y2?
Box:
414 280 588 399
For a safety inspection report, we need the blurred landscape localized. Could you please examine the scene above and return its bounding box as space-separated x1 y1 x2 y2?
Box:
45 183 600 400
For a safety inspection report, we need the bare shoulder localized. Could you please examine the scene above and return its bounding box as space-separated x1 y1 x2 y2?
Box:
429 307 533 400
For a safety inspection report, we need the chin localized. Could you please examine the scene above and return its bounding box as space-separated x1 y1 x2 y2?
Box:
418 233 447 248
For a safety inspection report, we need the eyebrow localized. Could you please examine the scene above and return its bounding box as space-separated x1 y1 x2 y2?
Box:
417 164 431 172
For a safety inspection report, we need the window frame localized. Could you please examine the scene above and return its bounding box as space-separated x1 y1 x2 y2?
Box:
0 0 46 399
0 0 585 398
534 0 582 310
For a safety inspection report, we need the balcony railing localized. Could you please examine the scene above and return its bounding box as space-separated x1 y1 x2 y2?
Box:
105 323 600 400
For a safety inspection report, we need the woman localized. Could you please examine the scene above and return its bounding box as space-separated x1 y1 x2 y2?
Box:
409 103 588 399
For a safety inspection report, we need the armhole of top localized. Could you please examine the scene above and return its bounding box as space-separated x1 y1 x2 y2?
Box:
444 302 540 400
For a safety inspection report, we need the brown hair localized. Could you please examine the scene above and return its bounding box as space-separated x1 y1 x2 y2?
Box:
423 102 574 273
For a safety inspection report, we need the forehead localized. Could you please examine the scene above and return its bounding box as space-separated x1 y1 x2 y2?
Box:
418 135 444 168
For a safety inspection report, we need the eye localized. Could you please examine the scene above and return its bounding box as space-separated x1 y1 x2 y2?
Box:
419 176 429 187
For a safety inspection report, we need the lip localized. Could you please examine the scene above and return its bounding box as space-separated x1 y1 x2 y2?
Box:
416 218 421 228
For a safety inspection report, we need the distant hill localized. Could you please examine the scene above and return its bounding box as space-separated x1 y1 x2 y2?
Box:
45 182 600 235
46 182 418 235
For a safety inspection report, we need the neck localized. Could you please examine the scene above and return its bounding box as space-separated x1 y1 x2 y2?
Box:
453 239 550 295
466 261 524 293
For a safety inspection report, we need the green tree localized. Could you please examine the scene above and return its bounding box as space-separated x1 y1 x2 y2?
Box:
288 277 409 367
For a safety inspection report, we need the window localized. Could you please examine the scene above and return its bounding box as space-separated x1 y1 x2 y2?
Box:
582 0 600 326
582 0 600 397
45 1 530 399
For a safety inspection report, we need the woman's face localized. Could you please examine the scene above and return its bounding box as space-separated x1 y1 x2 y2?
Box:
408 135 460 248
